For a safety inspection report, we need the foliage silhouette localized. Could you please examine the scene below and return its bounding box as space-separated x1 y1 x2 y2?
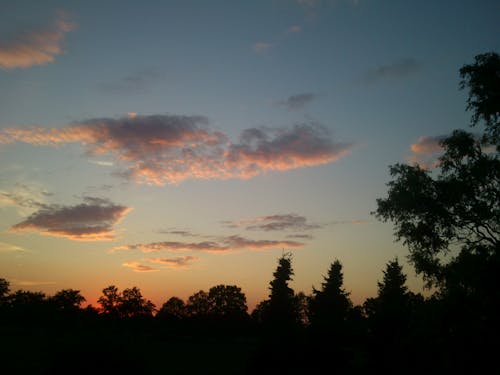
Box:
50 289 86 312
374 51 500 374
97 285 121 316
207 284 248 320
459 52 500 147
309 259 352 330
186 289 211 318
262 252 301 329
157 296 186 320
98 285 155 318
120 286 155 318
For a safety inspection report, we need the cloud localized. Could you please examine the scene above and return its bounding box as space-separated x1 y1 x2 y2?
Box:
407 135 447 169
98 69 164 94
113 235 303 254
288 25 302 33
253 42 271 53
410 135 446 155
225 213 323 232
9 196 131 241
0 11 75 70
286 234 314 240
331 219 368 225
0 241 26 253
157 229 207 238
276 93 318 111
363 58 421 84
0 183 51 215
146 256 199 269
89 160 114 167
0 115 353 185
122 262 158 273
13 279 56 286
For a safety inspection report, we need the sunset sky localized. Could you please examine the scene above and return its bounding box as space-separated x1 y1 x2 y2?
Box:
0 0 498 309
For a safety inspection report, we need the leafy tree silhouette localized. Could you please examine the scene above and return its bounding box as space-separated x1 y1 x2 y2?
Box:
0 278 9 312
0 278 9 299
207 284 248 320
186 290 211 318
374 53 499 290
309 260 352 331
157 296 187 320
120 287 155 318
50 289 86 312
459 52 500 147
98 285 155 318
98 285 121 316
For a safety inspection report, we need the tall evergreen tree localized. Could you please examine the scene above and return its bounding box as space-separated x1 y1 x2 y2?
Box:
266 253 300 328
309 260 352 330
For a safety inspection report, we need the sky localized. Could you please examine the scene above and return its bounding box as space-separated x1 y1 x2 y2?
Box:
0 0 498 310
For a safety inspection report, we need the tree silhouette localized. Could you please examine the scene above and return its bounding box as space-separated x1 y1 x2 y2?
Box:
265 253 300 329
120 287 155 318
0 278 9 310
364 258 409 319
186 290 211 318
50 289 86 312
308 260 352 330
363 259 414 373
0 278 9 299
459 52 499 147
207 284 248 320
157 296 187 320
374 54 500 290
98 285 121 316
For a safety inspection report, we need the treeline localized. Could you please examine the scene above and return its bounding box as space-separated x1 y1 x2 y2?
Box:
0 253 496 373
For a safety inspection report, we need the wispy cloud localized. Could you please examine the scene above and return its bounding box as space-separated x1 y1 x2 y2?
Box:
0 183 51 215
9 196 131 241
0 241 27 253
253 42 272 54
331 219 368 225
287 25 302 33
89 160 114 167
0 11 75 70
98 69 164 94
286 234 314 240
13 279 56 286
276 93 318 111
0 115 353 185
157 229 207 238
363 58 421 84
113 235 303 254
147 256 199 269
122 262 158 273
224 213 323 232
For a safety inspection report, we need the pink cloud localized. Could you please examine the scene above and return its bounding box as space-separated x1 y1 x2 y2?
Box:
410 135 446 155
407 135 447 169
0 11 75 70
224 213 322 232
113 235 303 254
0 115 353 185
10 197 131 241
146 256 199 269
122 262 158 273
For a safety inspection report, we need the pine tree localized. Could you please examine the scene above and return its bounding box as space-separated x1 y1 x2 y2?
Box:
309 260 352 330
266 253 300 328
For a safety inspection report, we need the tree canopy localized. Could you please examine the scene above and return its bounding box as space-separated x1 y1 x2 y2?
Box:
374 53 499 288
